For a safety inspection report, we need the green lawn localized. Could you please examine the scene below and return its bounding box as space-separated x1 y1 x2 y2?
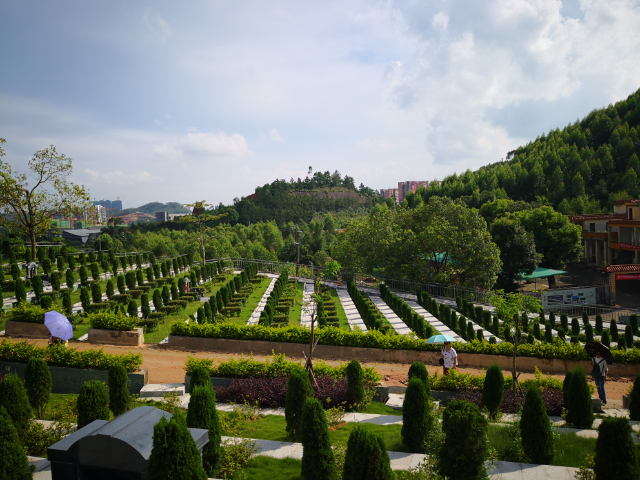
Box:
487 424 596 468
328 288 349 330
363 401 402 416
288 281 305 327
220 412 406 452
233 457 303 480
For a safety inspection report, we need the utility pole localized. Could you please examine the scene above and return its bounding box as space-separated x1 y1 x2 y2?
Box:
294 229 302 276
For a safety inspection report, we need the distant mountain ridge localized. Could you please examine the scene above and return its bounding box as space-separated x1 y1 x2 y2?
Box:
114 201 190 218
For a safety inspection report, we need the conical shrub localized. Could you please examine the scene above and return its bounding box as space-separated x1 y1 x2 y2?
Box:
77 380 110 428
342 425 394 480
300 397 337 480
0 406 33 480
401 378 432 453
189 366 211 393
186 385 222 477
565 369 593 429
408 361 430 397
147 412 207 480
481 363 504 420
628 373 640 421
562 370 573 407
346 360 365 410
594 417 640 480
520 385 554 464
24 357 52 419
0 374 32 437
108 363 130 417
285 369 314 440
439 400 488 480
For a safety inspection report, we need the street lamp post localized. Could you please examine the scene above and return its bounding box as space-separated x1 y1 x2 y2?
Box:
294 229 302 276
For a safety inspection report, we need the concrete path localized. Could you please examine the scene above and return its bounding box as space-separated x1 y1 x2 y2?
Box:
367 294 412 335
336 288 367 332
300 280 315 328
247 276 277 325
405 300 467 344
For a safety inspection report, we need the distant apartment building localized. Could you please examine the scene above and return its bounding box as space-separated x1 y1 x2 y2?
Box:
380 188 399 204
568 199 640 266
397 181 428 203
155 212 189 222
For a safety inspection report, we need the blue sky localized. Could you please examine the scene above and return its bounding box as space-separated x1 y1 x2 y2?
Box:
1 0 639 208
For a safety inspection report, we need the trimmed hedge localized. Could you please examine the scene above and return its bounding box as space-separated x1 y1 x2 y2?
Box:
89 312 139 331
0 338 143 372
171 322 640 363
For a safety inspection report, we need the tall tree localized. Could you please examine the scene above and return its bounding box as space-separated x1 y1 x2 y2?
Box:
0 140 91 261
490 217 541 290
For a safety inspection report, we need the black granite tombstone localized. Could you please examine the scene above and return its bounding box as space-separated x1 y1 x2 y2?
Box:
47 406 208 480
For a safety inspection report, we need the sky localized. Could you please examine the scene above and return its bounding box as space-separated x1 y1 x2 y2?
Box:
1 0 640 209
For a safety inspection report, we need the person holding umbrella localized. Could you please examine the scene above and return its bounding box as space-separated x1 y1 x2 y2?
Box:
44 311 73 348
425 334 458 375
585 341 613 406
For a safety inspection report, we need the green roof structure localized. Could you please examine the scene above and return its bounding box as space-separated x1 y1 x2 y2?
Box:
517 267 567 281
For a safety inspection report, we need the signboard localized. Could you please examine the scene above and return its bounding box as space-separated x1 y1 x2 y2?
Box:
616 274 640 281
411 184 417 193
542 287 597 309
620 243 640 251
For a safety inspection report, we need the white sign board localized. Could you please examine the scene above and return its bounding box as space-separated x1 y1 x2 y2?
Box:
542 287 597 309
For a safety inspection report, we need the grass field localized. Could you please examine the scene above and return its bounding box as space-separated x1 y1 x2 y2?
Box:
226 277 273 326
328 287 350 330
288 281 305 327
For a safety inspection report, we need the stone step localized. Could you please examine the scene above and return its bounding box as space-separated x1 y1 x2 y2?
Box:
139 383 186 397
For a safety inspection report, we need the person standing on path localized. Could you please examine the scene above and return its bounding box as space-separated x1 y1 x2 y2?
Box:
592 351 608 405
441 341 458 375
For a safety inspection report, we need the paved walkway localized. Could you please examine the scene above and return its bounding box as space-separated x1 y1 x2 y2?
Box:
406 300 466 343
247 276 277 326
336 288 367 331
300 280 315 328
367 294 411 335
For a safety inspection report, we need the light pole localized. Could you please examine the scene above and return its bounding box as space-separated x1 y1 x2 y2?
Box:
294 229 302 275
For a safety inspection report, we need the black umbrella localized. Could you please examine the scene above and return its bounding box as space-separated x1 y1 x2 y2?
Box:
584 342 614 364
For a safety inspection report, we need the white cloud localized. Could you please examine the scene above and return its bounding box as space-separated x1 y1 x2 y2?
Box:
359 138 392 149
432 12 449 32
85 169 161 185
269 128 283 142
155 131 249 158
143 8 172 43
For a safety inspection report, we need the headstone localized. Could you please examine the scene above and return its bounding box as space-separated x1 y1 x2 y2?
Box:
47 406 208 480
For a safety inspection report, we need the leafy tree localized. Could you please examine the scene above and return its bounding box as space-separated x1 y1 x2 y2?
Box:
520 385 554 464
77 380 110 428
0 141 91 261
24 358 52 418
512 207 582 270
490 217 540 289
490 292 541 392
147 413 208 480
0 406 34 480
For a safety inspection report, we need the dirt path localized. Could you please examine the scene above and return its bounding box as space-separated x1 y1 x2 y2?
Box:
14 338 633 408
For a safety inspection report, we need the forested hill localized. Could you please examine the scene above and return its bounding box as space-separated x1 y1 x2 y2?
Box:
212 169 381 226
115 202 190 217
418 88 640 214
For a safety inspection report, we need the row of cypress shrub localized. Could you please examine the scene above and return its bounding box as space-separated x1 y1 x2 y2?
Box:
379 284 436 339
259 272 289 326
346 279 386 332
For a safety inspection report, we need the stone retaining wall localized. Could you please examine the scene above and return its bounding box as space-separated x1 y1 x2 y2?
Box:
168 335 640 376
5 321 50 339
88 327 144 346
0 361 148 394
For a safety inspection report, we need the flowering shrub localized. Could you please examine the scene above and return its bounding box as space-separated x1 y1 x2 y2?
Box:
185 353 380 384
214 375 350 409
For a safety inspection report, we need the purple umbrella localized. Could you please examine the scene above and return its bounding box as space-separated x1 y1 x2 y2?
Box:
44 310 73 341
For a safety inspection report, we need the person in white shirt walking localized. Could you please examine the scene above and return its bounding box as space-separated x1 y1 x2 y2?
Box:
441 341 458 375
592 351 609 405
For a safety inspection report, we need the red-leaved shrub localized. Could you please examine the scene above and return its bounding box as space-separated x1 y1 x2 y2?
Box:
457 388 563 416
